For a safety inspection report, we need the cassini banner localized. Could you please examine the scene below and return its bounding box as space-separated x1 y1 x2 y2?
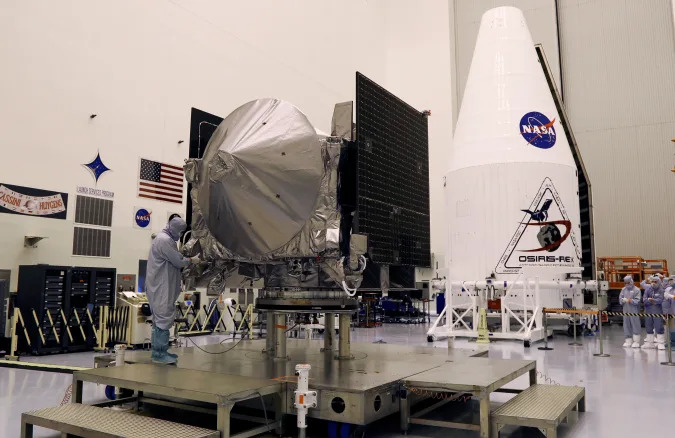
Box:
0 183 68 219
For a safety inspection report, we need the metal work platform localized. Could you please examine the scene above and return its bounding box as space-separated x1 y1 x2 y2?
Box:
72 363 283 438
21 404 219 438
401 357 537 438
122 339 488 426
49 339 586 438
491 384 585 438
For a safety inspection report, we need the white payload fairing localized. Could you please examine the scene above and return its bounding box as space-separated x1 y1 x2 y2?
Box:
429 6 597 344
448 6 582 283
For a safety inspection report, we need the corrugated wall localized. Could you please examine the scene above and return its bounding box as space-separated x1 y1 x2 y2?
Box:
451 0 560 122
558 0 675 265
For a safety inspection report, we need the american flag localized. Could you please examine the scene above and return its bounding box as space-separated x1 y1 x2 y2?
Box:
138 158 184 204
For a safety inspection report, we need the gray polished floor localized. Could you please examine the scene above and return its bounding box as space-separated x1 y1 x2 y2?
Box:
1 323 673 437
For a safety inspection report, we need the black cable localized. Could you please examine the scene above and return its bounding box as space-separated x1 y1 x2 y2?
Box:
227 391 270 432
257 392 270 432
185 334 246 355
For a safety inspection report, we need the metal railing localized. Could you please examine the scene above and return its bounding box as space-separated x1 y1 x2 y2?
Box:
540 307 674 366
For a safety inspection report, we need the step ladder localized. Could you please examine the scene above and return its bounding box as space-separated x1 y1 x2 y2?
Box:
22 404 219 438
490 384 585 438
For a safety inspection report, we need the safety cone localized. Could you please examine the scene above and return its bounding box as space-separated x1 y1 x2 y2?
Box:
476 308 490 344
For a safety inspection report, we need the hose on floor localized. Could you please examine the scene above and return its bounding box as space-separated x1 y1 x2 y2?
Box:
61 384 72 405
406 386 473 403
536 370 561 385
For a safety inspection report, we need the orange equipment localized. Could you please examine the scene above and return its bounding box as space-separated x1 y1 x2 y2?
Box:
598 257 669 290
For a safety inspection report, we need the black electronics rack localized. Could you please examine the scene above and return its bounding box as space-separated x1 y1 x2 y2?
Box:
89 268 116 350
65 269 93 352
0 279 9 340
17 265 68 354
16 265 116 354
92 269 115 307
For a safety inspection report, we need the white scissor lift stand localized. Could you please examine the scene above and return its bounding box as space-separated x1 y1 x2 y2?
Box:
428 267 597 346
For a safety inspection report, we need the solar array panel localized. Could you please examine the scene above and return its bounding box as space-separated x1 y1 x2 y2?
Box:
355 72 431 267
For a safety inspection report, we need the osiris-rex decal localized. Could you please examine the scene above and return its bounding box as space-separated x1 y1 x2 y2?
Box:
495 177 581 274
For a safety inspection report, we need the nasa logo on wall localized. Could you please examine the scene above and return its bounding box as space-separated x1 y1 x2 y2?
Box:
134 207 152 229
495 177 581 274
519 111 557 149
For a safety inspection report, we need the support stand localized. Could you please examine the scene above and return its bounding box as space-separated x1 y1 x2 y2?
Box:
593 311 610 357
538 310 553 351
294 364 317 438
568 312 582 346
661 315 675 366
322 313 335 352
274 314 288 360
337 314 353 360
265 312 276 356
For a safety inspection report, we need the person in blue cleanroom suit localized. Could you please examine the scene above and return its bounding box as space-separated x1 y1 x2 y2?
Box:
642 276 665 349
663 276 675 348
619 275 642 348
145 217 199 364
640 279 649 290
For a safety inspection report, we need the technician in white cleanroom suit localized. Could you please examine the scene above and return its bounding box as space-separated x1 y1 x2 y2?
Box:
642 276 665 349
619 275 642 348
146 217 199 364
663 276 675 348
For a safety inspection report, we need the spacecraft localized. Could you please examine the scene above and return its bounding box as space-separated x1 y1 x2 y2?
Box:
183 73 431 357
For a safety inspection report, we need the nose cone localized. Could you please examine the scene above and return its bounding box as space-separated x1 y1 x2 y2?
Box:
450 6 575 171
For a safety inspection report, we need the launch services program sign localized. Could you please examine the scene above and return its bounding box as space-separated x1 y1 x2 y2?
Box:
0 183 68 219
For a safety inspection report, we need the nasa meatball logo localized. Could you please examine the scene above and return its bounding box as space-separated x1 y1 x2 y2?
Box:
135 208 151 228
520 111 556 149
495 178 581 274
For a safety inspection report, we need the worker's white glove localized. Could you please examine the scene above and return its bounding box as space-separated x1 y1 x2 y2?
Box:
190 256 201 264
620 298 627 304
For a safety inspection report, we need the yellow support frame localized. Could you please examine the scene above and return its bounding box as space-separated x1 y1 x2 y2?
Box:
31 309 46 345
235 304 254 339
7 308 31 360
45 310 60 343
73 309 87 341
60 308 74 343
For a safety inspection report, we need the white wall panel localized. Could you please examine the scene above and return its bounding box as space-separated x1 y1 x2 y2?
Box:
0 0 454 290
383 1 454 262
558 0 675 265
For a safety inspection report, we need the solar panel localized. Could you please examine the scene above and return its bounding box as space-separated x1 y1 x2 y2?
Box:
355 72 431 267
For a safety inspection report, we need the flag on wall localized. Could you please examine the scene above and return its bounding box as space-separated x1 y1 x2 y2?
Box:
138 159 184 204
